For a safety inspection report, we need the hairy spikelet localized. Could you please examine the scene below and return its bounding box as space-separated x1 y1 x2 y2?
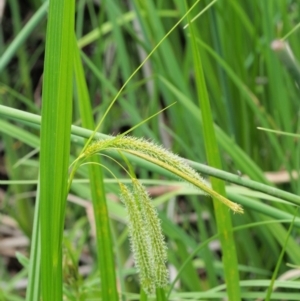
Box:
86 135 205 184
132 179 169 288
85 135 243 213
119 183 155 294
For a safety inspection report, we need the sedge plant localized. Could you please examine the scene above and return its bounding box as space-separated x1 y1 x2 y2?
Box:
66 0 243 296
4 0 300 300
67 123 243 295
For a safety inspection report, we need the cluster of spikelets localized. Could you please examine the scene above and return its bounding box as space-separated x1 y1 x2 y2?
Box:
120 180 168 294
82 135 243 294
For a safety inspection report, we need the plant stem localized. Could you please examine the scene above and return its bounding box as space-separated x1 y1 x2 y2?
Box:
188 1 241 298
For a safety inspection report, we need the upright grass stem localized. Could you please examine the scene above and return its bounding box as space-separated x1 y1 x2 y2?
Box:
187 3 241 299
73 39 118 300
25 178 41 301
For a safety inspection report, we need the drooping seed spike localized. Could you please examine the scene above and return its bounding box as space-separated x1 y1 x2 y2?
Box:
119 183 156 294
132 179 169 288
85 135 243 214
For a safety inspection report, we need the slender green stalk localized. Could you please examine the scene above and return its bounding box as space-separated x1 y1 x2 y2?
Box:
1 105 300 207
39 0 74 300
188 2 241 299
25 177 41 301
73 38 118 300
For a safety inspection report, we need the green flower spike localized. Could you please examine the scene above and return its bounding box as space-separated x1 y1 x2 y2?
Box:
84 135 243 213
132 179 169 288
119 183 156 294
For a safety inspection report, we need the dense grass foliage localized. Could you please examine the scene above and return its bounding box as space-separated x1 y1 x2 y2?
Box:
0 0 300 300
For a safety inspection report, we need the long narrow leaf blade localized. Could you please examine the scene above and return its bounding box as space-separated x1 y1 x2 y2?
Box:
39 0 75 300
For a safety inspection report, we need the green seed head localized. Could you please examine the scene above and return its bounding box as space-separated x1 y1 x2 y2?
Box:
120 183 156 294
132 179 169 288
85 135 243 213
